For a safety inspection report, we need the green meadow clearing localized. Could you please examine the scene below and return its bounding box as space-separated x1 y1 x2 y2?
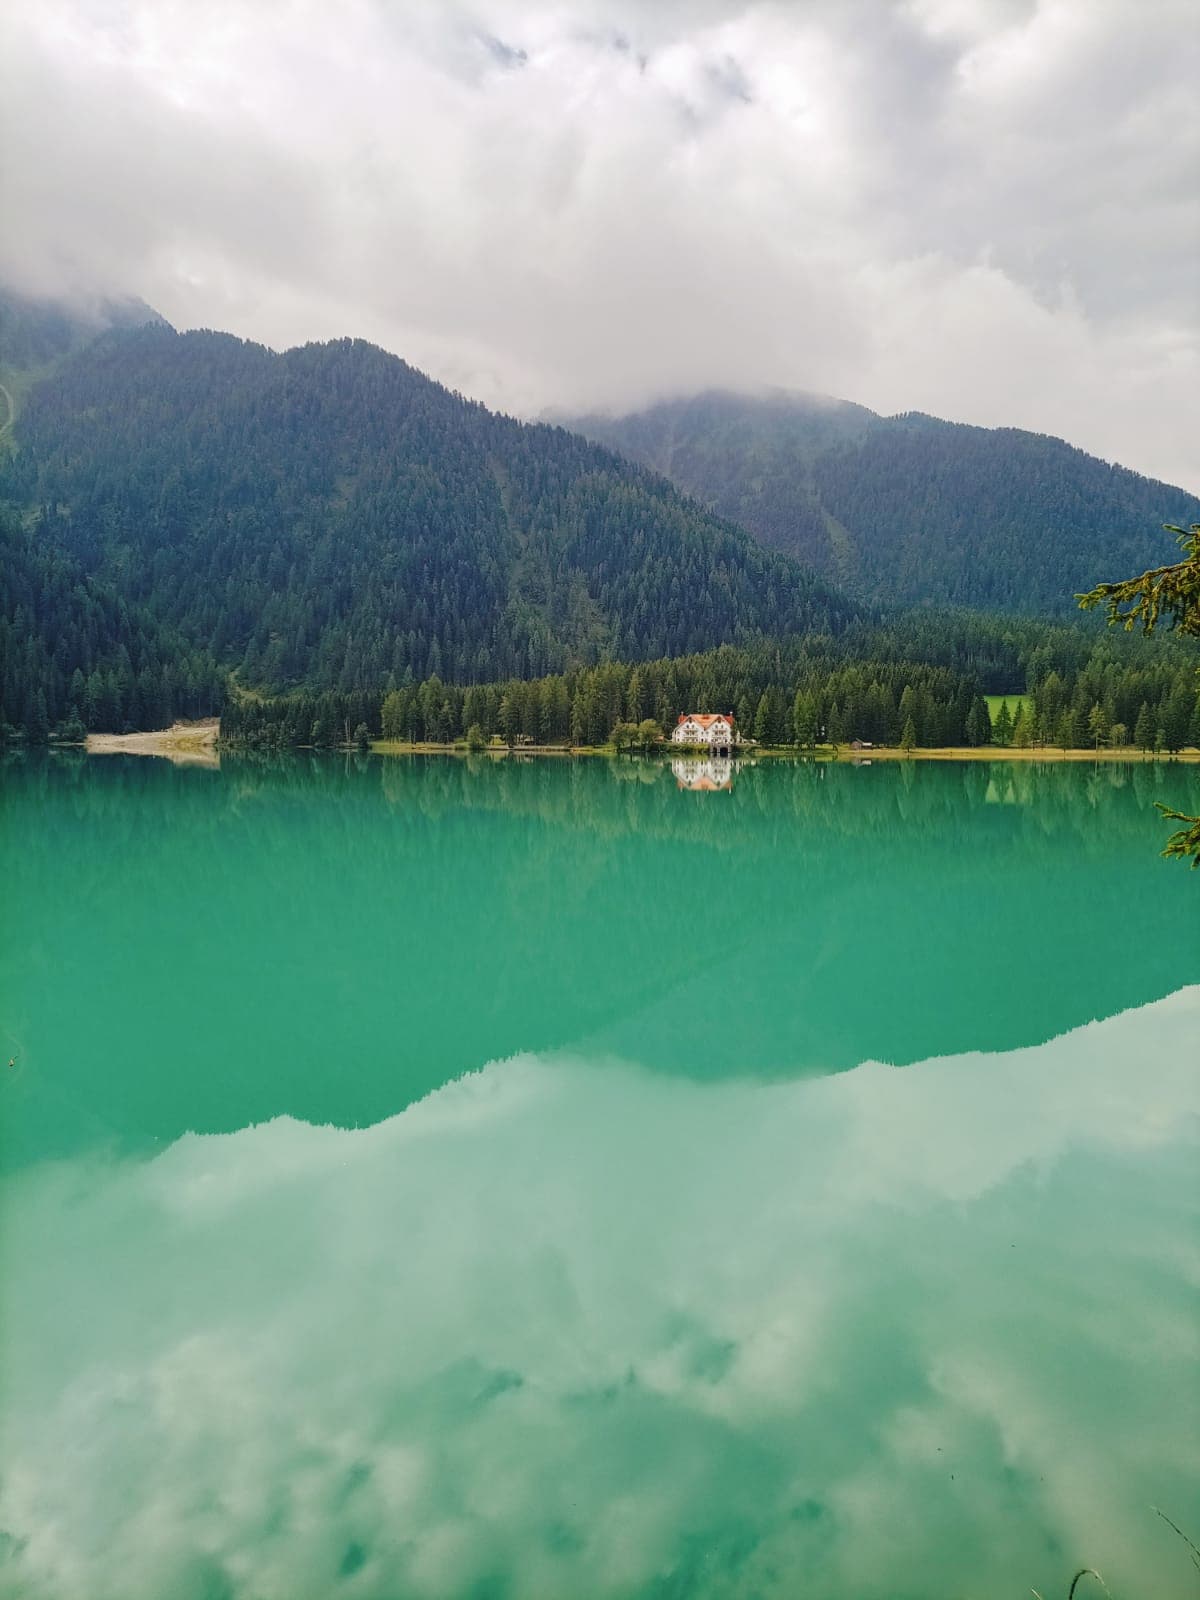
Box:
985 693 1030 719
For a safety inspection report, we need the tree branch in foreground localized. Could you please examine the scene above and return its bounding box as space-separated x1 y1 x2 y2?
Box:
1079 524 1200 866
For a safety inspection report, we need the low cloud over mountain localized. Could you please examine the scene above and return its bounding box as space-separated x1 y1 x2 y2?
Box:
2 0 1196 489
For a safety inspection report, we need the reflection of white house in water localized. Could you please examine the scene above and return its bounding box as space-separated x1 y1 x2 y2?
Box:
671 713 736 754
672 756 734 791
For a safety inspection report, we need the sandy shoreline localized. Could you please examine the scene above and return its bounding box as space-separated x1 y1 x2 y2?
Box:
85 720 220 766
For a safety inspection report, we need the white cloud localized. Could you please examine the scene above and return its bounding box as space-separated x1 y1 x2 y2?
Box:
1 0 1197 487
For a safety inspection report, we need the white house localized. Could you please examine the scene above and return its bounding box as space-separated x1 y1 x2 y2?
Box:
671 713 736 753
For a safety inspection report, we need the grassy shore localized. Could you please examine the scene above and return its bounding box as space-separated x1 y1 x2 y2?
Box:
832 744 1200 763
370 738 1200 763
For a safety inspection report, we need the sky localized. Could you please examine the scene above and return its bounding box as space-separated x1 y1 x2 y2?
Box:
2 0 1197 490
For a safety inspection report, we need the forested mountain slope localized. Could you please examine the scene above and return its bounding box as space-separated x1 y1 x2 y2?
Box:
567 391 1200 615
1 327 855 724
0 288 163 428
0 288 163 371
0 505 225 738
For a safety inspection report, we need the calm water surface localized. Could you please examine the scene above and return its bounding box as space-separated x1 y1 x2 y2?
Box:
1 752 1198 1598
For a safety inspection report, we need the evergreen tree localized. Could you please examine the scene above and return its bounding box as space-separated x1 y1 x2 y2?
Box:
753 691 772 745
381 690 405 741
27 688 49 745
792 690 818 748
1160 685 1193 753
965 696 991 747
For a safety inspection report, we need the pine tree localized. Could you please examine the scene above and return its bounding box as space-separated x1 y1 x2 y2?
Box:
993 699 1014 746
965 696 991 747
498 691 519 746
899 716 917 753
27 689 50 745
792 690 818 748
625 668 648 723
753 691 772 744
1161 685 1194 753
1037 671 1066 730
381 690 405 740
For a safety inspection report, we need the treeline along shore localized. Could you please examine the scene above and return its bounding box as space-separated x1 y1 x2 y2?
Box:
5 541 1196 755
218 623 1200 755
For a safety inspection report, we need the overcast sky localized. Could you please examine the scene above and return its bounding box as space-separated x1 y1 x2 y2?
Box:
2 0 1197 489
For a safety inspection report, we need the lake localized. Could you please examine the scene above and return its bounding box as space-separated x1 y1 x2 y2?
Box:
1 751 1197 1598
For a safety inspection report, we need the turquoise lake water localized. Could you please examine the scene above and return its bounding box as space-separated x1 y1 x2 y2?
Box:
1 751 1198 1598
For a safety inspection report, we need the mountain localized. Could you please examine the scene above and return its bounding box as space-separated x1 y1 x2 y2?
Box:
566 390 1200 615
0 288 164 430
0 323 856 733
0 287 164 369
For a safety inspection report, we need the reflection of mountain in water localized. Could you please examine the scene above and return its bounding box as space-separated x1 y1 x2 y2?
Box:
2 992 1197 1599
671 755 736 791
3 752 1198 1164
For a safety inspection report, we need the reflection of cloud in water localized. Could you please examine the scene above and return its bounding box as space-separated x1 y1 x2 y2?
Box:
2 992 1198 1598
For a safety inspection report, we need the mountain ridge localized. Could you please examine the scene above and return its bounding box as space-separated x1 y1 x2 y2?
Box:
4 294 1194 743
564 388 1199 615
0 321 857 733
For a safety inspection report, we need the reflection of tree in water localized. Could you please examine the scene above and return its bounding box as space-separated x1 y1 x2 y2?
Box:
23 746 1186 850
4 752 1198 1163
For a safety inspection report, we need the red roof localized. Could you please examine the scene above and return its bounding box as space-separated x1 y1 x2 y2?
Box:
676 713 735 727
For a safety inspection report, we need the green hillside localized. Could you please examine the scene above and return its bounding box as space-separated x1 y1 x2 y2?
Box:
569 391 1200 615
0 288 163 432
0 321 856 734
